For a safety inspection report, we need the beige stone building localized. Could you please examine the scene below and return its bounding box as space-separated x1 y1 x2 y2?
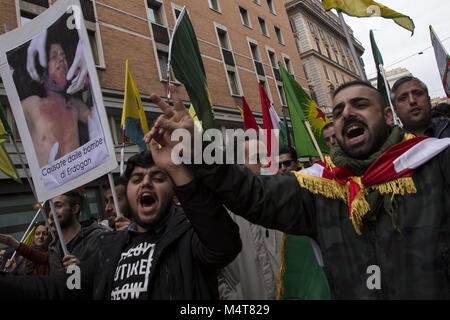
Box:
0 0 307 238
369 67 413 90
284 0 366 118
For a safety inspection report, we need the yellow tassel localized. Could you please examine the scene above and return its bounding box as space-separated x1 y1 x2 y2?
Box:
276 233 288 300
293 168 417 236
372 177 417 196
293 172 348 202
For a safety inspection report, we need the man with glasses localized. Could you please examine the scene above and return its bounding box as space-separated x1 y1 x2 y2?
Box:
276 145 298 175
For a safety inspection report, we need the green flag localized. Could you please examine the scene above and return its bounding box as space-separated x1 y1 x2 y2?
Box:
370 30 389 106
168 6 215 130
278 235 331 300
279 62 329 158
0 103 21 183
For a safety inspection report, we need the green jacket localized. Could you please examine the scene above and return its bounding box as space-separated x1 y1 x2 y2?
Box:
191 146 450 299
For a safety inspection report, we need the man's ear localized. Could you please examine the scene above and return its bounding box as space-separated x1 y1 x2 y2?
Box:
72 204 81 217
384 106 394 126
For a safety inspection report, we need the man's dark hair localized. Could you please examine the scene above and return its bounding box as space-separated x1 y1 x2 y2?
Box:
432 102 450 118
332 81 378 99
322 122 334 134
63 190 83 211
124 150 156 181
114 175 129 188
391 76 429 101
279 145 297 161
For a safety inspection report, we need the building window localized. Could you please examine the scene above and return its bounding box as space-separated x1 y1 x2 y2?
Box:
157 50 169 80
251 44 265 76
258 17 268 37
209 0 221 12
250 42 261 61
147 0 164 25
323 65 330 81
267 0 275 14
268 50 277 68
295 38 302 54
333 70 340 86
217 27 235 66
319 28 326 42
325 44 332 59
239 6 251 28
284 57 293 74
341 74 346 84
274 26 284 44
278 85 287 106
308 21 317 38
227 71 240 96
315 39 322 55
174 8 182 20
217 28 230 50
253 0 261 5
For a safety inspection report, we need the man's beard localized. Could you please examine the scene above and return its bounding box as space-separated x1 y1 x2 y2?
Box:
337 118 390 160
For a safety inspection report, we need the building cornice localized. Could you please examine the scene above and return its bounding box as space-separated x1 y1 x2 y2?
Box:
286 0 364 53
300 49 362 78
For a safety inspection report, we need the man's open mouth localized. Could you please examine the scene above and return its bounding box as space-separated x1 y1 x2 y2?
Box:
139 193 157 212
345 124 366 140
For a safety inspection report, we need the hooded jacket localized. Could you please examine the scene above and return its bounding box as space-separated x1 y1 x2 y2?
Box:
0 179 241 300
48 219 105 273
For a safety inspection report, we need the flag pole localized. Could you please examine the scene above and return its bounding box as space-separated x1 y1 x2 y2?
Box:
120 127 125 176
107 172 122 217
2 205 43 272
48 199 69 256
8 136 55 240
337 10 367 81
379 63 401 127
304 120 324 162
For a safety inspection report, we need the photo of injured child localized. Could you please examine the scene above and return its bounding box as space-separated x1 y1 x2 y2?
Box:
7 13 101 168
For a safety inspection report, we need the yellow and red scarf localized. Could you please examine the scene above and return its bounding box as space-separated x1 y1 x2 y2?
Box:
293 135 450 234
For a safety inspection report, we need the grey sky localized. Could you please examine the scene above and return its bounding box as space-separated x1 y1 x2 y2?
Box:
336 0 450 98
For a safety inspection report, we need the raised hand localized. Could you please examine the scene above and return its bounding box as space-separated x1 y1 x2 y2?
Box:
0 234 19 249
143 84 195 149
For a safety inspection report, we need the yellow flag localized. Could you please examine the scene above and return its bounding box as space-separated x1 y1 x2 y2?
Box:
121 60 150 151
189 104 204 133
322 0 415 34
23 225 36 246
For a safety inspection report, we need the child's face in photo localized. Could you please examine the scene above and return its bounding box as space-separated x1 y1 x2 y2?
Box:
46 43 68 91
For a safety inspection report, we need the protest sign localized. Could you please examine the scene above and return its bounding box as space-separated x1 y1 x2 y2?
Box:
0 0 117 202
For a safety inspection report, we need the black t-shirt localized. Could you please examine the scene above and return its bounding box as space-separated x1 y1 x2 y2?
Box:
110 231 161 300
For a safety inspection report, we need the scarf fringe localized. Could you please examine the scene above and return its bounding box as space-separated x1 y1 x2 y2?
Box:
293 172 347 200
293 172 417 235
372 177 417 195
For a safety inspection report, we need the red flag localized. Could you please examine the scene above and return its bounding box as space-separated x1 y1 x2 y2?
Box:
242 96 259 131
259 83 276 157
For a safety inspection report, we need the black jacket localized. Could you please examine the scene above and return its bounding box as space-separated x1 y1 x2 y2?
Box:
189 146 450 299
0 179 242 300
